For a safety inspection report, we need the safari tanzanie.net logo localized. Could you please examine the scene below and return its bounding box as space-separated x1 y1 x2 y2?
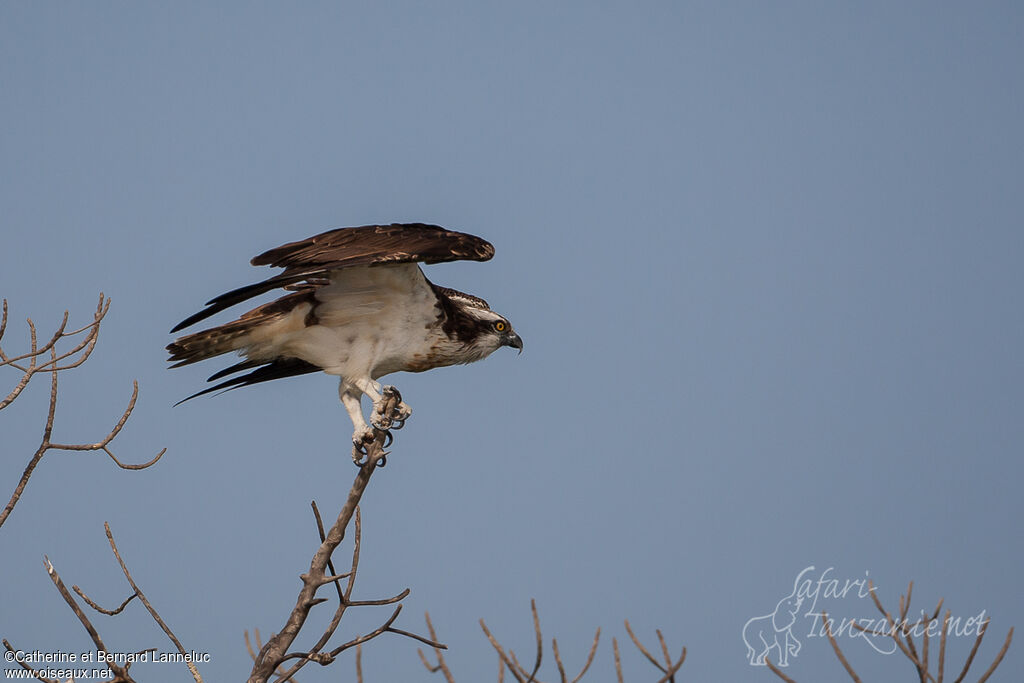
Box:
742 566 988 668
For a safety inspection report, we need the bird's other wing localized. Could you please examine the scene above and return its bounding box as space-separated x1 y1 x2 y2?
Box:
173 357 321 405
171 223 494 332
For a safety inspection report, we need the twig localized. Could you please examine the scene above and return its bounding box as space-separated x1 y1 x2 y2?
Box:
480 601 544 683
419 614 460 683
483 603 680 683
0 295 107 403
311 500 346 603
612 638 623 683
624 619 667 675
73 584 138 616
976 627 1013 683
418 612 456 682
47 380 167 469
481 618 527 683
556 628 600 683
43 556 134 682
105 522 203 683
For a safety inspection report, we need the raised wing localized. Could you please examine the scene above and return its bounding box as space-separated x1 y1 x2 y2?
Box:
171 223 494 332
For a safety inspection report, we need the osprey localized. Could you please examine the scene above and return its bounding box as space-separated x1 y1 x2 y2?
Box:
168 223 522 459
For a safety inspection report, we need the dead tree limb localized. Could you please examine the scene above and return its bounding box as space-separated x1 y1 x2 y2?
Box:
248 391 442 683
104 522 203 683
0 295 165 530
477 601 681 683
418 612 457 683
42 555 137 683
18 524 204 683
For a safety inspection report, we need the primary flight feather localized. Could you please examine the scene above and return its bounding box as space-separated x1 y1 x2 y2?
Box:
168 223 522 459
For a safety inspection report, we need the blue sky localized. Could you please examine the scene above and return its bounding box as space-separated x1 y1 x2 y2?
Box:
2 2 1021 681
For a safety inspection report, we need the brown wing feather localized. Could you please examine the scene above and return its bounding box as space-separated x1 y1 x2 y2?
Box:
170 223 493 333
252 223 494 270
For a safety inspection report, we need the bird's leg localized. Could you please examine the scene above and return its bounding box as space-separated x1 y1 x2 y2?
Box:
340 383 374 463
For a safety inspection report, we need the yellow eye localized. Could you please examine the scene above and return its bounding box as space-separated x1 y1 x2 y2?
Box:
494 321 507 332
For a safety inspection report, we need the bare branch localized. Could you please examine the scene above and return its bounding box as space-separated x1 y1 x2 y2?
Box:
975 627 1013 683
271 508 366 683
250 390 418 683
72 584 138 616
952 617 988 683
104 522 203 683
612 637 623 683
43 556 134 682
480 601 545 683
310 500 346 603
330 603 405 655
1 297 164 530
623 619 667 674
386 626 447 650
937 610 949 683
245 629 259 662
481 603 679 683
481 618 527 683
621 620 686 683
418 612 456 683
0 294 107 377
48 380 167 469
564 628 601 683
552 638 567 683
346 587 411 606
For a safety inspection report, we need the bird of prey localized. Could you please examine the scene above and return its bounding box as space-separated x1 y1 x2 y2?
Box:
167 223 522 460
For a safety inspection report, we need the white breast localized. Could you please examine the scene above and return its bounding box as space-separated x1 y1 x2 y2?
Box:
246 263 441 382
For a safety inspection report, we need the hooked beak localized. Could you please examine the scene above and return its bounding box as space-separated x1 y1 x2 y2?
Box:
504 331 524 354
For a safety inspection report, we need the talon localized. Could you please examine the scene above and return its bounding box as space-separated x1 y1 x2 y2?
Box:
388 401 411 430
350 428 375 464
381 430 393 448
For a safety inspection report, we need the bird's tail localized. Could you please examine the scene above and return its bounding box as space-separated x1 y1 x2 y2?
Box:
166 320 260 367
167 289 316 367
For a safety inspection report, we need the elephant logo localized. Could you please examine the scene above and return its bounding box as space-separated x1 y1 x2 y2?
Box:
742 567 813 667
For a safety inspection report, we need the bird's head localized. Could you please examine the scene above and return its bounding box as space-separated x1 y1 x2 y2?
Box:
434 286 523 363
478 311 523 354
456 302 523 359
